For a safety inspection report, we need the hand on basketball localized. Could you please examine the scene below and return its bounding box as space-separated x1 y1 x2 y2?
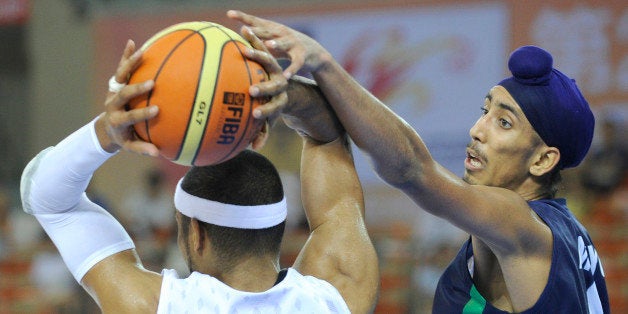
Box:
96 40 160 157
239 26 288 124
227 10 330 79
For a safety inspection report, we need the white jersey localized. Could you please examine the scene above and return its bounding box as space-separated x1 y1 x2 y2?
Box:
157 268 350 313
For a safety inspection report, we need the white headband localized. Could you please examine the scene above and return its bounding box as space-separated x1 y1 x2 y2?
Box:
174 179 287 229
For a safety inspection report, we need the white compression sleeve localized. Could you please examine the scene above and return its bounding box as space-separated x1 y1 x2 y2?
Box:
20 118 135 282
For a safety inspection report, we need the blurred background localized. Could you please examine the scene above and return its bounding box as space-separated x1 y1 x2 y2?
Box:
0 0 626 313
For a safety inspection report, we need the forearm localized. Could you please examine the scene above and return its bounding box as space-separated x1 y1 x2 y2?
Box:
282 76 344 143
311 57 434 187
20 118 134 282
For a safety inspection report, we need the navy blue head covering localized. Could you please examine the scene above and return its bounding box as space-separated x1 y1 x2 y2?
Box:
498 46 595 169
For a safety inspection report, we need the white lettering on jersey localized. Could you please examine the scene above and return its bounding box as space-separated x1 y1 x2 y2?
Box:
578 236 606 313
578 236 605 276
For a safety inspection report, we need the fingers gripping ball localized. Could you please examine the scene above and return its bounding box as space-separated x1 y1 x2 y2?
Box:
128 21 268 166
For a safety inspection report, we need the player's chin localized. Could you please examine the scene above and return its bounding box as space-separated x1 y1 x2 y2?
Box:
462 171 477 184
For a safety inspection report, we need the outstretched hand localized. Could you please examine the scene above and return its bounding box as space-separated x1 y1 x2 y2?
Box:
227 10 331 79
230 11 345 143
238 26 288 124
95 39 160 157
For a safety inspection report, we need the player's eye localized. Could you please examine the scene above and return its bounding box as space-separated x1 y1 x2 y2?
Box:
499 118 512 129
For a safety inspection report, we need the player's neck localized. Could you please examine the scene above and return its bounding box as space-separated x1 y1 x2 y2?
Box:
514 177 551 201
213 256 281 292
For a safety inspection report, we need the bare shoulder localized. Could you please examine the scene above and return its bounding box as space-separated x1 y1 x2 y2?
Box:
82 249 163 313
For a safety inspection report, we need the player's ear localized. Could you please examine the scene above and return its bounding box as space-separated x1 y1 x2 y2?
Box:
190 218 206 254
250 120 270 150
530 146 560 176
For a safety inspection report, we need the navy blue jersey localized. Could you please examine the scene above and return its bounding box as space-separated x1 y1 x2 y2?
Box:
433 198 610 313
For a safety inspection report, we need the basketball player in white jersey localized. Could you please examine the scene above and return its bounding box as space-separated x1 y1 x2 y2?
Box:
20 29 379 313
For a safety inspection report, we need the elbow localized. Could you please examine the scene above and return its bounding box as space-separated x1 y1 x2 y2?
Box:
20 153 41 214
362 125 432 190
374 153 427 191
20 147 53 214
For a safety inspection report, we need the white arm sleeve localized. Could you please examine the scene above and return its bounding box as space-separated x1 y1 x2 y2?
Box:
20 118 135 282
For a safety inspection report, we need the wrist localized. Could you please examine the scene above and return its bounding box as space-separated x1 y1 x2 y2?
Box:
94 114 120 153
311 51 335 76
286 76 315 112
283 77 343 143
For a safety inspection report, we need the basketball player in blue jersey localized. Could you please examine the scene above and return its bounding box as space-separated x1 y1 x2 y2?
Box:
20 32 379 313
230 10 610 313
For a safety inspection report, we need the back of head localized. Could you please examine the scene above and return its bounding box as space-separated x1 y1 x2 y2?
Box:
498 46 595 170
181 149 284 206
177 150 286 269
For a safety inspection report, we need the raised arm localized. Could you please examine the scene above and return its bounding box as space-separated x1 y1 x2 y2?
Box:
292 134 379 314
20 40 163 313
272 74 379 313
240 27 378 312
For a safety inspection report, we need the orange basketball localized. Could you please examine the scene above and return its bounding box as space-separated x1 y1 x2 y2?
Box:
127 21 268 166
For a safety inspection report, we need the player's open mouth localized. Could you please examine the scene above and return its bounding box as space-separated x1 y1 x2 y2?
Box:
465 149 483 170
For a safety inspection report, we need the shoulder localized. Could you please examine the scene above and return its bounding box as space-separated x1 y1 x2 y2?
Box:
158 269 222 297
278 268 351 312
82 250 163 313
527 198 567 214
527 198 583 234
284 268 340 292
157 270 222 313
